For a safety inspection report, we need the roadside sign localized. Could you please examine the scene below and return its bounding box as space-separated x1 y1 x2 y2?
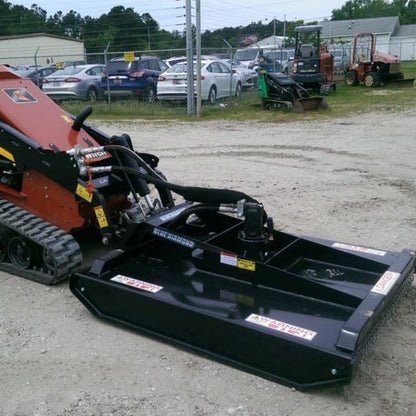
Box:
124 52 135 62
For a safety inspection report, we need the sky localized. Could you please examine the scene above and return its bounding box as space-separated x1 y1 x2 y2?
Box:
10 0 348 32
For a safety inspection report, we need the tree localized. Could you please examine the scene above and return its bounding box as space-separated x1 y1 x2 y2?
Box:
332 0 393 20
331 0 416 23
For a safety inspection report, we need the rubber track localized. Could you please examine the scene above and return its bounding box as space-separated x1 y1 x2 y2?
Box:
0 198 83 284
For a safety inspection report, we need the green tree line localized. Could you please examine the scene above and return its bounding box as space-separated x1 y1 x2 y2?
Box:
0 0 415 55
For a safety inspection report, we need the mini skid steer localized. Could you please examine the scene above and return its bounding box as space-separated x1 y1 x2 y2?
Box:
257 70 328 112
0 65 414 390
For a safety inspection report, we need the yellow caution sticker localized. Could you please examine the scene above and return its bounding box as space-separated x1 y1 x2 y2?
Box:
237 258 256 272
94 205 108 228
0 146 15 162
76 184 93 202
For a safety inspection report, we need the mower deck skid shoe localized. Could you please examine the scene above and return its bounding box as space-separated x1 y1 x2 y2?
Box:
70 206 415 390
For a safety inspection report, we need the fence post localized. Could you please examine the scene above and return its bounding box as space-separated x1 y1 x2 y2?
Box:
104 42 111 105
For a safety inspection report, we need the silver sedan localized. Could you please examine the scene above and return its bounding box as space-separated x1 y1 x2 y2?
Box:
43 64 105 102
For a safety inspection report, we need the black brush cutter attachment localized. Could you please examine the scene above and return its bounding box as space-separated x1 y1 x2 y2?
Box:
70 196 415 390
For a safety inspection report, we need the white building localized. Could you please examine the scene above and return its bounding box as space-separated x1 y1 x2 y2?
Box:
247 35 285 50
320 16 416 60
0 33 85 66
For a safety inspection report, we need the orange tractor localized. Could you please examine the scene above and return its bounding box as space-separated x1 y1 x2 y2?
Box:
345 33 414 87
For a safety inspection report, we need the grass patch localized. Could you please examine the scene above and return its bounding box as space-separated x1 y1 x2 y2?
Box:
61 61 416 123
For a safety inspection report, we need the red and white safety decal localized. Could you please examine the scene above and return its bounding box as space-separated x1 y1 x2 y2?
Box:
245 313 317 341
332 242 386 257
371 271 400 296
111 274 163 293
220 251 238 267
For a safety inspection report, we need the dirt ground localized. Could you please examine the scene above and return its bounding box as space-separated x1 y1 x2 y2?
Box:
1 107 416 416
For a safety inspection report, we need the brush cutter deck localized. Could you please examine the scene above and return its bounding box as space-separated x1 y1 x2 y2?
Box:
70 202 415 390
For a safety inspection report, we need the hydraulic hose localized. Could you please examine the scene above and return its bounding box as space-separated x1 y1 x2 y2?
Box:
167 203 219 230
102 144 165 181
109 165 259 205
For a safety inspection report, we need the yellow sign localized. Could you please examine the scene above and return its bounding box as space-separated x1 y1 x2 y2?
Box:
94 206 109 228
124 52 135 62
237 258 256 272
76 184 93 202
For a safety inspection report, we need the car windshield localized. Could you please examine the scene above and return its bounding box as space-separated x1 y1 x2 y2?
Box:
52 67 84 76
234 49 258 61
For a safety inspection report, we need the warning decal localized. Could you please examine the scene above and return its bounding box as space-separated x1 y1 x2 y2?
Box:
111 274 163 293
220 252 256 272
94 205 108 228
3 88 37 103
245 313 317 341
220 252 238 267
76 184 93 202
371 271 401 296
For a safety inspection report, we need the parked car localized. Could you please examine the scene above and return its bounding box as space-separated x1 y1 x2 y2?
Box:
234 47 264 70
164 55 218 67
223 59 258 89
102 56 168 102
15 66 56 89
262 49 295 74
157 59 242 104
165 56 187 67
54 60 86 70
329 47 351 73
42 64 105 101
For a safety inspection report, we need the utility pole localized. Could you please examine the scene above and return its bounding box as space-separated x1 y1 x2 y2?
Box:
185 0 195 115
283 14 286 48
195 0 201 117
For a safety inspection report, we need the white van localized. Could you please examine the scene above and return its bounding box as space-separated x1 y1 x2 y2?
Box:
234 47 271 70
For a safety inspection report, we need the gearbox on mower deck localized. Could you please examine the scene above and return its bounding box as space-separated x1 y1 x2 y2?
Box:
0 64 414 390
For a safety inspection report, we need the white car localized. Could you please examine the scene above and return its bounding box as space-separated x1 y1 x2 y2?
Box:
157 59 242 104
223 59 258 89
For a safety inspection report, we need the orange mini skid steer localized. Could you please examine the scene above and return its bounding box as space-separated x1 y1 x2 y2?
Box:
0 65 414 390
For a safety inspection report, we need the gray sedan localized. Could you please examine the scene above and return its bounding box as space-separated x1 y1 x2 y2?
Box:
42 64 105 101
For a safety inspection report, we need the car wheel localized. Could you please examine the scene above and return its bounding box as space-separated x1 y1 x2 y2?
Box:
208 86 217 104
86 86 98 102
145 86 156 103
235 82 242 98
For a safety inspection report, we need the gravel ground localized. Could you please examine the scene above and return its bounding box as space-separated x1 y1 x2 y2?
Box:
1 108 416 416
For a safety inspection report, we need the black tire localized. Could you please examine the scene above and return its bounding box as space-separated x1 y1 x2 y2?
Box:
145 85 156 103
86 86 98 102
364 72 380 87
208 86 217 104
345 71 358 86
